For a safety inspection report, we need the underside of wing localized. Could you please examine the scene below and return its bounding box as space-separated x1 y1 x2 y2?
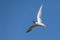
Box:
37 17 42 23
37 4 43 23
37 4 43 18
26 25 37 33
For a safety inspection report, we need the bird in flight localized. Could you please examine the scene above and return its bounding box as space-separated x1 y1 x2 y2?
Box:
26 4 46 33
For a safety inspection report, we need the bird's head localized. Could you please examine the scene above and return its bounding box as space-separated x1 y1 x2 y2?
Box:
33 21 35 24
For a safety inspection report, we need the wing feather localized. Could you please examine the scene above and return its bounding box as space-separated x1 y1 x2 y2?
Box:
37 4 43 23
26 25 37 33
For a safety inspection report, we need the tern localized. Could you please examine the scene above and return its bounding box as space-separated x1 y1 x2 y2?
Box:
26 4 46 33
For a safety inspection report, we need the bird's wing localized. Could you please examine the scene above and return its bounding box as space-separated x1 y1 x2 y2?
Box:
37 4 43 23
26 25 37 33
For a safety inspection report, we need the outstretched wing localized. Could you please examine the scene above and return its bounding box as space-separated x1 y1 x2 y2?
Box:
26 25 37 33
37 4 43 23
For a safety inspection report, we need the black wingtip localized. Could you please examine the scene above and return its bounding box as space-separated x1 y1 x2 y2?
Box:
26 31 29 33
26 31 30 33
26 29 31 33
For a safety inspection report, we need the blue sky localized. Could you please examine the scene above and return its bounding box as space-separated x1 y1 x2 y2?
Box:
0 0 60 40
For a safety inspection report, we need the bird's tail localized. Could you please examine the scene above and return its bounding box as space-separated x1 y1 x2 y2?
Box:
43 26 46 30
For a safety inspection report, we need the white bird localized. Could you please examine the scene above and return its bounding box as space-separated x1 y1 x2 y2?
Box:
26 4 46 33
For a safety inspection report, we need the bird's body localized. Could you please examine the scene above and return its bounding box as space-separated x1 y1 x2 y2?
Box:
26 4 46 33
